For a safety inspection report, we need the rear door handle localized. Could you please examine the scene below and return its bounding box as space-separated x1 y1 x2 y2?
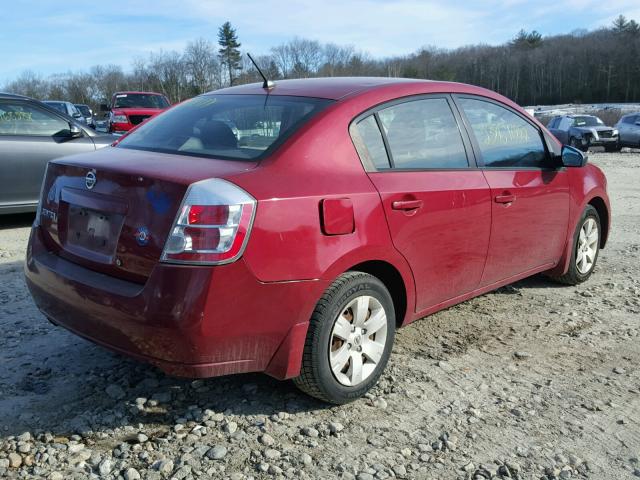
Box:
392 200 424 211
494 193 516 204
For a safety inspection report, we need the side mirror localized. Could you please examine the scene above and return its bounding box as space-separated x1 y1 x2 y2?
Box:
561 145 587 168
68 124 83 138
635 120 640 126
100 104 109 112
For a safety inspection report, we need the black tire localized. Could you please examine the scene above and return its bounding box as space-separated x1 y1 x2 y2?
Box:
294 271 395 404
570 136 588 152
550 205 601 285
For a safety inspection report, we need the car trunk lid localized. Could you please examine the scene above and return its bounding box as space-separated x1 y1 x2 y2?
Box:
38 147 257 283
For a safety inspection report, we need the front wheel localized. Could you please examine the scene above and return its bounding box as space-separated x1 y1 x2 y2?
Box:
551 205 601 285
294 272 395 404
570 136 588 152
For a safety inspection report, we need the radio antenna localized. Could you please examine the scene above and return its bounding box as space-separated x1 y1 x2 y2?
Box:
247 53 275 90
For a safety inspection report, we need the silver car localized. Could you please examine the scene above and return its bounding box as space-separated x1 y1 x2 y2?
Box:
615 113 640 149
0 93 115 214
43 100 86 125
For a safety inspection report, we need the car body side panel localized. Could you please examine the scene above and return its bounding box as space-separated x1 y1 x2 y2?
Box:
619 118 640 147
369 170 491 311
548 126 568 145
0 135 96 210
479 169 570 285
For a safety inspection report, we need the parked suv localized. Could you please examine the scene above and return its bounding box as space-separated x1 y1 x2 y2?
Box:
615 112 640 149
547 114 619 152
25 78 610 404
101 91 170 135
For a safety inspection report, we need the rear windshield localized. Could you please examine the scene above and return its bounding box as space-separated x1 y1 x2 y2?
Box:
114 94 170 109
117 94 333 161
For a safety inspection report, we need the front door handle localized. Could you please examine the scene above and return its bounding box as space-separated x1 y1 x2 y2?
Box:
392 199 424 211
494 193 516 204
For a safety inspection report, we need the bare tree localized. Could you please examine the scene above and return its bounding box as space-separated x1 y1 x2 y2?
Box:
185 38 221 94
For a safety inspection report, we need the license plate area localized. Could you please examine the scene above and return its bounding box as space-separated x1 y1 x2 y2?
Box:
66 205 124 258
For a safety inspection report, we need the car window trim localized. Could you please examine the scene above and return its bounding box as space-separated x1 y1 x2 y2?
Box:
451 94 558 171
0 99 81 138
349 93 477 173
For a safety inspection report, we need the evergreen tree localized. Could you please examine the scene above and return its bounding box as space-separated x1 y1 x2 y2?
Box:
612 15 629 33
511 29 543 49
625 19 640 36
218 21 242 86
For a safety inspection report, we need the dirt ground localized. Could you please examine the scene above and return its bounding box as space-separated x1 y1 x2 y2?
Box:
0 151 639 480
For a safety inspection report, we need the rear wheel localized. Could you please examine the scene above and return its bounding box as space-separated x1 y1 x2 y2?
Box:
551 205 601 285
294 272 395 404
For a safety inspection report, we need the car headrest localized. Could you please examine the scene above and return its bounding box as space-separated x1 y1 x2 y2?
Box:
199 120 237 149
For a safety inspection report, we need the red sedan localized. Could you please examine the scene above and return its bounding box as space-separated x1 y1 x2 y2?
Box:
25 78 610 404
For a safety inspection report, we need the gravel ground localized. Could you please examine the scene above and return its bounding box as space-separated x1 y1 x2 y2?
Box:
0 151 639 480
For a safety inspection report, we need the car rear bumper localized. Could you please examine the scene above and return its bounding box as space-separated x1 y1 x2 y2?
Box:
25 226 325 379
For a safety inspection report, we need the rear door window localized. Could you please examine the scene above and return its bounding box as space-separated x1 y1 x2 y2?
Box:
458 97 549 168
376 98 469 169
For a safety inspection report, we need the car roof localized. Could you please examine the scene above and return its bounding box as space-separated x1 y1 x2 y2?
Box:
0 92 31 100
43 100 70 104
211 77 441 100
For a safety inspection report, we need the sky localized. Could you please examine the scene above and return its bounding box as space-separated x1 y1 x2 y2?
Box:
2 0 639 83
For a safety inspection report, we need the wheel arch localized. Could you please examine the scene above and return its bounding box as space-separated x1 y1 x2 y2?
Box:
588 196 609 248
347 260 408 329
264 250 415 380
548 190 610 278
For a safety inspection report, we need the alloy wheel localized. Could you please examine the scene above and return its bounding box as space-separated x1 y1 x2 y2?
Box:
328 295 388 387
576 217 599 274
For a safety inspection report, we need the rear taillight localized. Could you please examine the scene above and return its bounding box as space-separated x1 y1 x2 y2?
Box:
161 178 256 265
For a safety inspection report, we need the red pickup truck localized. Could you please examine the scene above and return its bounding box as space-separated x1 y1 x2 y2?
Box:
101 91 170 134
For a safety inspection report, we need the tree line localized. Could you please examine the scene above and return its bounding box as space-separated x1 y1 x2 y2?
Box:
3 16 639 111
